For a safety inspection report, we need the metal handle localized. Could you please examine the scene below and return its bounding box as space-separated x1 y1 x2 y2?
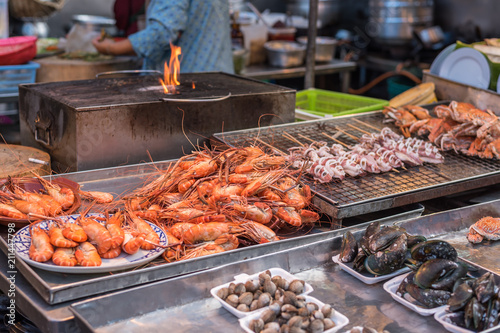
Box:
160 93 231 103
34 110 53 147
95 70 163 79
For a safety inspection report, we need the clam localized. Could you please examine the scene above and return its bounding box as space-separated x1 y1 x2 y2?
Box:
288 280 305 294
237 303 249 312
226 294 239 308
239 292 254 306
245 279 260 293
216 287 229 300
323 318 335 329
234 282 246 295
310 319 324 333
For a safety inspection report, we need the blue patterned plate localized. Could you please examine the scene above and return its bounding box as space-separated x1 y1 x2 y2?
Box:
14 213 167 274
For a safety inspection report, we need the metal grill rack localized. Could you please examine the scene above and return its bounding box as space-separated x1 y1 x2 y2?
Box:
213 112 500 220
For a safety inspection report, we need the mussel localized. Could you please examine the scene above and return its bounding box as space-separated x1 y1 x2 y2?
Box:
414 259 467 291
367 226 406 254
364 233 407 276
448 282 474 312
473 272 496 304
405 283 452 308
339 231 358 263
410 240 457 262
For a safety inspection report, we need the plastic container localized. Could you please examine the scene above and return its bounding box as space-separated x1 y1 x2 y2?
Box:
434 306 500 333
0 61 40 96
332 254 410 285
0 36 37 66
383 273 447 316
268 27 296 41
239 295 349 333
296 88 389 118
296 36 338 62
210 267 314 318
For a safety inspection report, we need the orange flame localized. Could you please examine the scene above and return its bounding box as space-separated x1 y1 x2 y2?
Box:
160 42 182 94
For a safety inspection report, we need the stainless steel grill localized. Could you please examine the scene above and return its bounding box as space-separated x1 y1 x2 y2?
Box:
213 112 500 220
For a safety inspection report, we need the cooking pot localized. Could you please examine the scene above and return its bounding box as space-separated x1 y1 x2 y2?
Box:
285 0 340 28
72 15 116 34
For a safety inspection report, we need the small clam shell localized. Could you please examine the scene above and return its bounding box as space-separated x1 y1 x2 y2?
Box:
239 292 254 306
287 316 303 328
299 318 310 329
323 318 335 330
245 279 260 293
264 322 281 332
288 280 305 294
298 307 309 317
234 283 246 296
312 310 324 320
260 309 277 324
216 287 229 300
295 300 306 309
273 276 290 290
249 318 265 333
281 304 298 314
250 299 260 311
259 272 271 286
296 295 306 302
306 303 317 314
280 324 290 333
261 328 279 333
321 304 333 318
257 292 272 308
288 327 306 333
310 319 324 333
283 291 298 306
269 301 281 314
254 289 263 300
264 280 277 295
226 294 239 308
281 311 293 320
228 282 236 295
275 288 285 301
237 303 250 312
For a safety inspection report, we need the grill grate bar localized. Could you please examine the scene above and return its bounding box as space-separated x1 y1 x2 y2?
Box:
213 112 500 217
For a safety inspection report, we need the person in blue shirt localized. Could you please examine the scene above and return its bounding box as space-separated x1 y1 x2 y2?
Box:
92 0 234 73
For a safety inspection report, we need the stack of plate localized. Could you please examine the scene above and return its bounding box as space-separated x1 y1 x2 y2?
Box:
430 44 497 92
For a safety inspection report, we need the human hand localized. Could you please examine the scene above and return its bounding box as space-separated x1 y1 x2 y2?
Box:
92 38 115 55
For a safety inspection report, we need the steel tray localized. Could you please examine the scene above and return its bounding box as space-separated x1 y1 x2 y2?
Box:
0 161 423 305
69 199 500 333
212 111 500 220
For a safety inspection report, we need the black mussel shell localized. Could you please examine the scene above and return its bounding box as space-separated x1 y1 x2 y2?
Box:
368 226 406 253
474 272 496 304
365 233 407 276
414 259 458 290
339 231 358 263
410 240 457 262
406 283 452 308
449 282 474 312
406 234 427 249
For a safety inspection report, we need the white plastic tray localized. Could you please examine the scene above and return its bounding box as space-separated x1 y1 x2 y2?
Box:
332 254 410 285
383 273 447 316
210 267 314 318
238 295 349 333
434 306 500 333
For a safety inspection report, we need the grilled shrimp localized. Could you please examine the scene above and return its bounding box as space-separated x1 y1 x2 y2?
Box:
128 214 159 250
29 226 54 262
62 222 87 242
232 202 273 224
79 190 114 204
106 211 125 248
78 216 113 254
121 232 144 255
11 200 46 216
52 247 77 266
75 242 102 266
182 222 244 245
0 203 27 219
101 246 122 259
49 225 79 248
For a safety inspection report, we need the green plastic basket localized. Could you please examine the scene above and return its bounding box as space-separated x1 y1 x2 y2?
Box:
296 88 388 118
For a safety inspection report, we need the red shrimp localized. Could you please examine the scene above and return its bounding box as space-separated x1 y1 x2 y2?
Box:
79 190 114 204
101 246 122 259
62 222 88 242
52 247 77 266
106 211 125 248
29 226 54 262
0 203 27 219
128 214 160 250
78 216 113 254
49 225 79 248
75 242 102 266
121 232 144 255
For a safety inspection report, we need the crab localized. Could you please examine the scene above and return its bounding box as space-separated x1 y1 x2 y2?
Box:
466 216 500 244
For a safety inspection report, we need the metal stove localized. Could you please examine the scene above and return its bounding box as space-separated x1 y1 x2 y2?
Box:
18 72 295 172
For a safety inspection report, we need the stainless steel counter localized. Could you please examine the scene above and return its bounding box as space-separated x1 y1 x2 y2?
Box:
243 59 356 92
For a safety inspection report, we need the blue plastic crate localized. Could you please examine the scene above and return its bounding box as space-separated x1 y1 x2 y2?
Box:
0 61 40 95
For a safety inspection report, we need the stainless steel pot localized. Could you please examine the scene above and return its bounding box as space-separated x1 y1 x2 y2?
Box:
368 0 434 46
297 36 338 62
264 41 306 68
285 0 340 28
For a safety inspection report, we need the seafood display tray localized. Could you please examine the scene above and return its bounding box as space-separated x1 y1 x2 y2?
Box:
69 199 500 333
0 161 424 306
212 112 500 220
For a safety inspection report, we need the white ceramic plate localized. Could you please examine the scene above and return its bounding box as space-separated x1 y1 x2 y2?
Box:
14 213 167 274
332 254 410 285
430 43 457 75
383 273 447 316
210 267 314 318
434 306 500 333
438 48 491 89
239 295 349 333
